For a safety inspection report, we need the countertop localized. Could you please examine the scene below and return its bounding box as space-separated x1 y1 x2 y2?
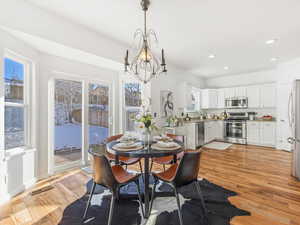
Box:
247 119 276 122
167 118 277 126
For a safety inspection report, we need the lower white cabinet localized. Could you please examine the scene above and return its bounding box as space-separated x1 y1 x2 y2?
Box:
204 122 214 143
205 121 224 143
247 122 261 145
247 121 276 147
261 122 276 146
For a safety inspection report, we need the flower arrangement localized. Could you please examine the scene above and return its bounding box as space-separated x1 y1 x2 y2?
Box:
132 98 158 133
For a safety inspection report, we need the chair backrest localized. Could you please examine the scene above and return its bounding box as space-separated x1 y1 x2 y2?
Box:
92 153 118 190
173 150 202 187
104 134 123 160
105 134 123 143
166 134 186 160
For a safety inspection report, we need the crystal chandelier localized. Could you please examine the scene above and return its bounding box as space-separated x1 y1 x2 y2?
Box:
124 0 167 84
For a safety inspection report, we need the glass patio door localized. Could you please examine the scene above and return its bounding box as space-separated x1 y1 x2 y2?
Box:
51 78 111 172
88 82 110 152
54 79 83 168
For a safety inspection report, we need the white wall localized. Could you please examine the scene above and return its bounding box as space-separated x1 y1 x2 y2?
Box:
205 69 277 88
0 30 40 203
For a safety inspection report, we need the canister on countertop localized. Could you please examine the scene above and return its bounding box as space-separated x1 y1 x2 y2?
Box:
248 112 257 120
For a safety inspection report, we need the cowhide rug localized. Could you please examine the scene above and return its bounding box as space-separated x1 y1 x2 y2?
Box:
58 176 250 225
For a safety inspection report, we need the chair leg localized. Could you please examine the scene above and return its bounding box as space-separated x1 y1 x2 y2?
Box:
83 181 96 221
150 159 153 172
139 160 143 174
163 164 166 172
149 178 157 216
174 187 184 225
125 164 128 170
108 193 116 225
195 181 210 225
135 180 145 218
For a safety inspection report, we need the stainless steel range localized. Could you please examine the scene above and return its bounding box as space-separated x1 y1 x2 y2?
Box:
224 112 248 144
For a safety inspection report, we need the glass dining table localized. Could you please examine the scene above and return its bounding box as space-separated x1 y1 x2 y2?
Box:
106 140 184 218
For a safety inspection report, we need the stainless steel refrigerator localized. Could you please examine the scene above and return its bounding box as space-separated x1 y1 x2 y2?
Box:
288 80 300 180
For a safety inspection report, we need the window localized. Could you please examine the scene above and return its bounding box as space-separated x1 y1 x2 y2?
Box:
3 57 28 150
123 82 142 132
186 87 201 112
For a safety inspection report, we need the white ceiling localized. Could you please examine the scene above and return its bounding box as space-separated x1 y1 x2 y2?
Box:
25 0 300 77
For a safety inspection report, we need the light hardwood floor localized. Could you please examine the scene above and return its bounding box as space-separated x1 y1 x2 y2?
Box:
1 144 300 225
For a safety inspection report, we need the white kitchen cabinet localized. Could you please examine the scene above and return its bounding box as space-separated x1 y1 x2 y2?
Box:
247 121 261 145
247 121 276 147
217 89 225 108
201 89 218 109
224 88 235 99
261 122 276 147
204 122 213 143
205 121 223 143
215 121 224 140
235 87 247 97
260 84 276 108
246 85 261 108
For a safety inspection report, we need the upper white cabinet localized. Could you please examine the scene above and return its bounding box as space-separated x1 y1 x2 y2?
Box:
201 83 276 109
235 87 247 97
224 87 246 98
224 88 235 99
201 89 218 109
260 84 276 108
246 85 261 108
217 89 225 109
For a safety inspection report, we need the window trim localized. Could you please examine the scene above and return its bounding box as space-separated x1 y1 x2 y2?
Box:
119 75 151 133
2 51 34 152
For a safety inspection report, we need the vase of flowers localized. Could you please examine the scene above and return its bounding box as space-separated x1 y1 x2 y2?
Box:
133 99 158 148
135 113 157 148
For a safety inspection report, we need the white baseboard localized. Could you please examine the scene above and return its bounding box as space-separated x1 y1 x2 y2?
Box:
0 177 37 206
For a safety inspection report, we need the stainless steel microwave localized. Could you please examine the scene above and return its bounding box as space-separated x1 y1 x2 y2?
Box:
225 97 248 109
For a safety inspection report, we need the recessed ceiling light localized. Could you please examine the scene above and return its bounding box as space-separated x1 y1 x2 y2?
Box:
266 38 278 45
224 66 229 70
270 57 278 62
208 54 215 59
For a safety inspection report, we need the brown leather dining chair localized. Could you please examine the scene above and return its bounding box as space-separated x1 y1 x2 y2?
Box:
83 146 144 225
150 134 185 172
150 151 209 225
105 134 143 173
